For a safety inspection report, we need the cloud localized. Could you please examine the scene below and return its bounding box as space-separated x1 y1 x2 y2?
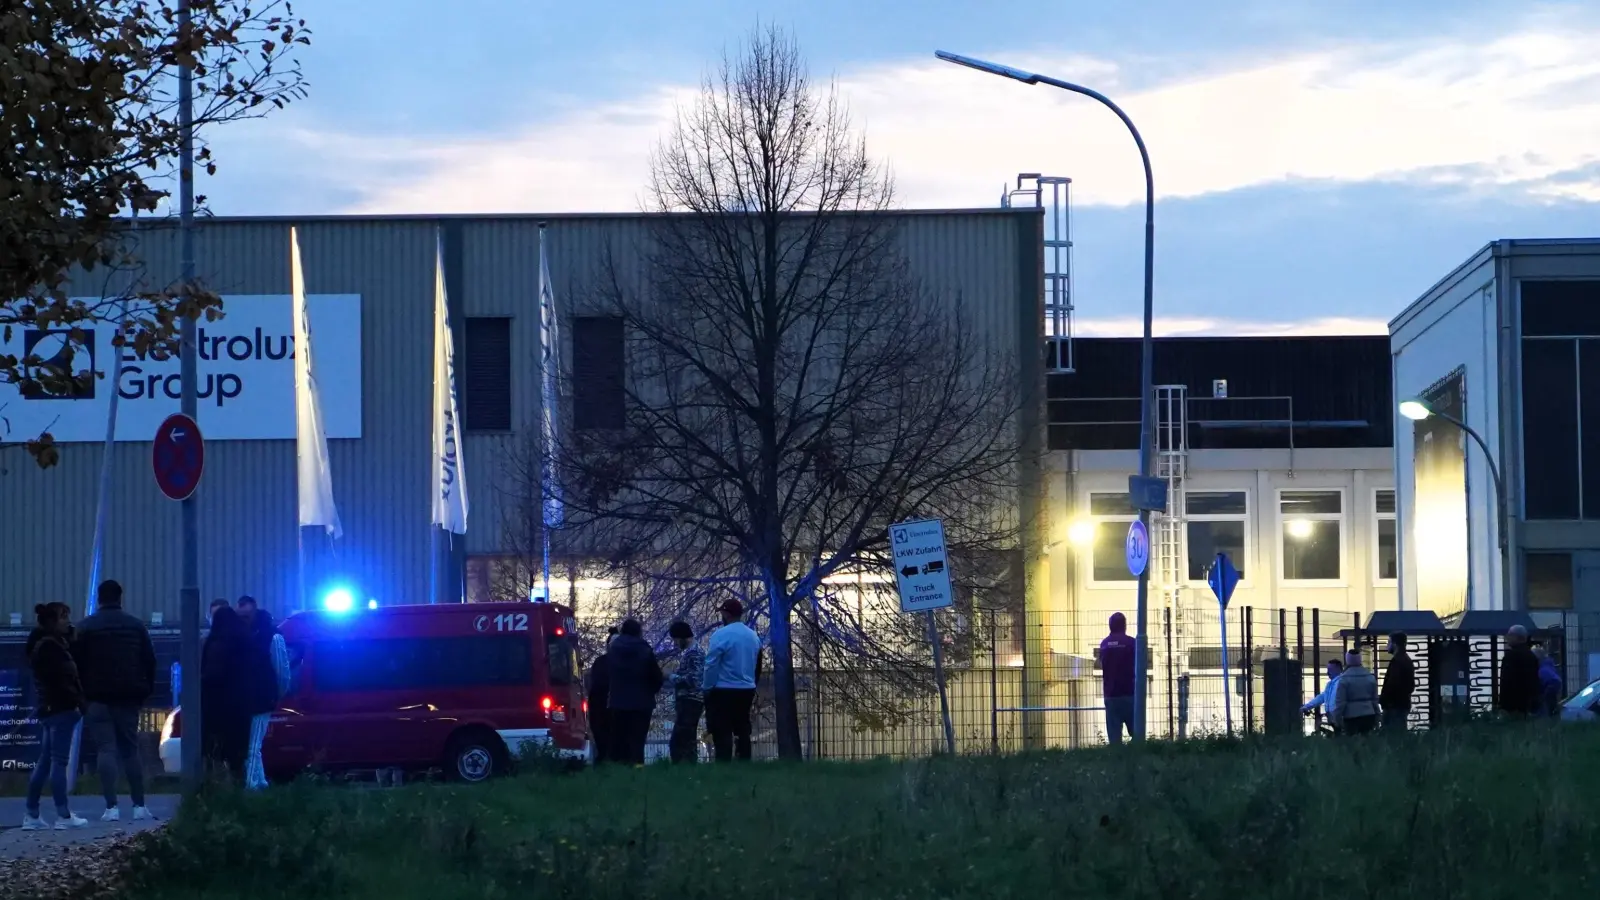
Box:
274 24 1600 215
1075 315 1389 338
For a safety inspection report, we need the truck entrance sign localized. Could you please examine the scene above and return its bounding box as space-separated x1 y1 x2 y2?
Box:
889 518 955 614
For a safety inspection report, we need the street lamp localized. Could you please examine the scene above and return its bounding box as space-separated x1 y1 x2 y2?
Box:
1398 398 1513 608
937 50 1158 740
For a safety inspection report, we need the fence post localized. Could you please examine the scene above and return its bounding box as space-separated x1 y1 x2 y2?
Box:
1165 605 1175 739
1243 606 1255 736
1278 607 1288 660
1177 673 1190 740
989 608 999 755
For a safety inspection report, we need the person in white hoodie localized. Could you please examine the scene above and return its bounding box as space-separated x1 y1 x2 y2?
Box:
701 598 761 762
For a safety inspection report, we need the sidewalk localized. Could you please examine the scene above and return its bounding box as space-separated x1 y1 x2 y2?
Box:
0 795 177 860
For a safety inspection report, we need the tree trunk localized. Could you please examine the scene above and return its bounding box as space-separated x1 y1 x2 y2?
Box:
765 587 804 761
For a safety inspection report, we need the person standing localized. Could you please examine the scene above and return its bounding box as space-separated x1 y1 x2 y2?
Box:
1534 646 1563 718
585 627 618 765
1498 625 1541 716
73 580 156 822
1301 658 1344 733
22 603 89 830
667 621 705 764
1098 612 1137 745
605 619 664 766
1332 649 1380 735
702 599 760 762
201 605 253 783
243 608 290 790
1380 632 1415 732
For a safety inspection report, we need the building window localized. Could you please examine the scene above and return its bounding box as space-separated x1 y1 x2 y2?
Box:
1279 489 1343 582
1519 280 1600 520
571 316 625 430
462 317 512 432
1185 491 1247 581
1087 492 1136 583
1374 489 1397 583
1526 553 1573 610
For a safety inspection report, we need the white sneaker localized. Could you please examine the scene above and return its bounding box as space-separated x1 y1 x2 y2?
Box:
54 814 89 830
20 815 46 831
100 807 120 822
132 806 156 821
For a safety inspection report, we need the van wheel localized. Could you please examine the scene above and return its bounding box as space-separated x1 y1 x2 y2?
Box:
445 730 505 783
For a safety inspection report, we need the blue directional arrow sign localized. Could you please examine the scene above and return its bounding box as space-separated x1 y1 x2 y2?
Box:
1207 552 1240 609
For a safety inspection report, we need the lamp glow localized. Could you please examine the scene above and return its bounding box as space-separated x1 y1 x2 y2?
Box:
367 598 379 610
1285 518 1315 540
1067 519 1096 548
321 587 355 613
1398 400 1432 421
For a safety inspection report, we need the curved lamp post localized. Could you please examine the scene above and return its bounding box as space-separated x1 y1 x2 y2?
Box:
1399 399 1513 608
935 51 1157 741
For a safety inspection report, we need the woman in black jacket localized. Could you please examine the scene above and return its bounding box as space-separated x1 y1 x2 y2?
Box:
23 602 89 830
201 606 253 783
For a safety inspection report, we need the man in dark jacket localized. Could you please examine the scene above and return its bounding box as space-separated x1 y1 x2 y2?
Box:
606 619 664 765
73 580 156 822
1380 632 1416 731
1498 625 1542 716
585 627 618 765
23 602 88 829
1099 613 1137 744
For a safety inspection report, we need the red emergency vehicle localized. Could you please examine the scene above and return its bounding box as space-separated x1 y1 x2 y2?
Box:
160 602 589 781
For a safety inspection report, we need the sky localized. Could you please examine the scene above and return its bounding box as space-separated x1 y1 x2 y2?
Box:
197 0 1600 336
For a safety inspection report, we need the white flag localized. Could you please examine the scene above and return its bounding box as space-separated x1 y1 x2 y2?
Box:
291 227 342 539
431 232 469 534
539 228 564 529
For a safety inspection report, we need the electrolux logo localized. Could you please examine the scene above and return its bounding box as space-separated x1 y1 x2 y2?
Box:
115 326 295 407
21 329 96 400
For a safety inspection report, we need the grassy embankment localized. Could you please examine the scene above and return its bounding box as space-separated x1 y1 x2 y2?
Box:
119 724 1600 900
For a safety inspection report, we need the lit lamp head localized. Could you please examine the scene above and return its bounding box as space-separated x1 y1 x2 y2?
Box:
1285 518 1315 540
1398 400 1432 421
1066 519 1096 548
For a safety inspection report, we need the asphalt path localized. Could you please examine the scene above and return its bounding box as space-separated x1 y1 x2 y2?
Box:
0 795 177 860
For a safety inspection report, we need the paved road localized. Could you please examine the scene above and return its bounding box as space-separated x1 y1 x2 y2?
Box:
0 795 177 860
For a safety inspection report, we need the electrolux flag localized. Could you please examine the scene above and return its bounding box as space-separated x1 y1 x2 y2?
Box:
539 228 564 530
291 227 343 539
431 233 469 535
0 295 362 442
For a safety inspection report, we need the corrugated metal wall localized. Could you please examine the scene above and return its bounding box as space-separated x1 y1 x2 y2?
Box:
1 210 1038 621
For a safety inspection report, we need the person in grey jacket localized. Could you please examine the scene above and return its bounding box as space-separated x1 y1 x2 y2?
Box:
1331 649 1380 735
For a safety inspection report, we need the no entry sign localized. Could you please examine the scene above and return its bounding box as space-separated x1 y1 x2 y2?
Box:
153 414 204 501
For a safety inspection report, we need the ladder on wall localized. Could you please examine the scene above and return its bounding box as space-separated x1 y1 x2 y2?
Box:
1153 385 1190 737
1002 174 1075 374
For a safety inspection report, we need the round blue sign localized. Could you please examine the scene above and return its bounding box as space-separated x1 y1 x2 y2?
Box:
153 413 205 501
1125 519 1149 578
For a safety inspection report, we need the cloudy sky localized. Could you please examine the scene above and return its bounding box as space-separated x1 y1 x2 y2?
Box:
201 0 1600 335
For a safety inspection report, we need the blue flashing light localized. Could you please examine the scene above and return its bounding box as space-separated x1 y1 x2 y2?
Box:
367 598 379 610
322 587 355 613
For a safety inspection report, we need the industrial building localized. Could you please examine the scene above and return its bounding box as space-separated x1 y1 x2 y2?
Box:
1389 239 1600 619
0 208 1045 627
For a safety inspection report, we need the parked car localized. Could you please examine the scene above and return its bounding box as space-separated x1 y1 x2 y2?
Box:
160 602 589 782
1560 677 1600 722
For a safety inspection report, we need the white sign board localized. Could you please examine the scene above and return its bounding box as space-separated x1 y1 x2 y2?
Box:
0 294 362 441
889 518 955 613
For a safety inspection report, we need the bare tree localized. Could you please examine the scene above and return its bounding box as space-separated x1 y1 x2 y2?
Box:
552 27 1022 760
2 0 312 465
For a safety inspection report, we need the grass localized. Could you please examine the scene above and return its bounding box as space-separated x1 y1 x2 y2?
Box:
119 723 1600 900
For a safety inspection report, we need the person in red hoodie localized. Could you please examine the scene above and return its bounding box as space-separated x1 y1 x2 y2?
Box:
1100 612 1137 744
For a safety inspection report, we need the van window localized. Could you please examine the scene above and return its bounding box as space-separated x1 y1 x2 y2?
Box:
547 634 577 686
314 636 533 692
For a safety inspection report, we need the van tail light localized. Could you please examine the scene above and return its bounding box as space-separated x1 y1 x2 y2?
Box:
540 695 554 711
581 699 588 715
542 694 568 723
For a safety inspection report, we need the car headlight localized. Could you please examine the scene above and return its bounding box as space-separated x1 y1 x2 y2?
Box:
160 709 176 743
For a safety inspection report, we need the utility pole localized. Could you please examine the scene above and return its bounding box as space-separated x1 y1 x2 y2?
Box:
177 0 204 796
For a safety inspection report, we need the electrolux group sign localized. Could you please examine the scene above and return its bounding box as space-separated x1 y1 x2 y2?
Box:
0 294 362 441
